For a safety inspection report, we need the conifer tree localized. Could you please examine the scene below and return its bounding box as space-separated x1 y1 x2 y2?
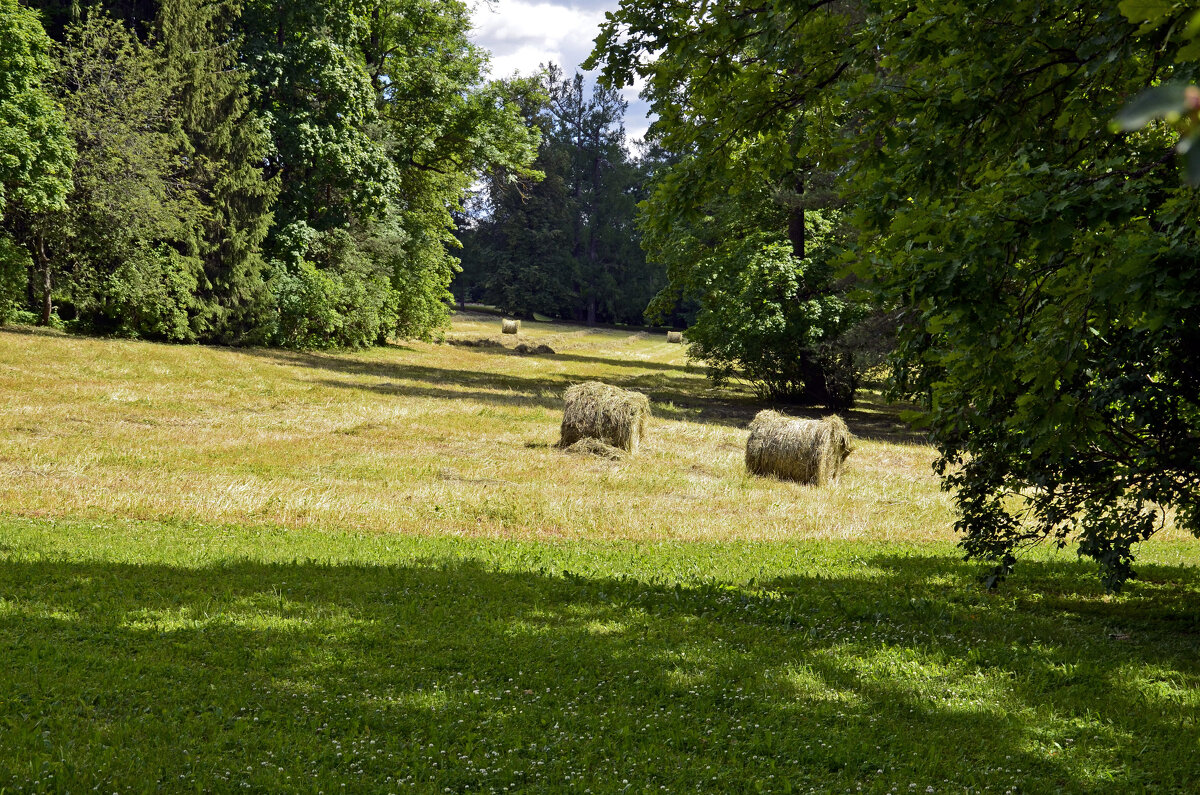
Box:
158 0 278 344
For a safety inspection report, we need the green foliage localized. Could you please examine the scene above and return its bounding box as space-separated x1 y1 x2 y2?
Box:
590 0 872 405
0 0 74 219
18 0 539 346
845 2 1200 590
593 0 1200 587
270 222 399 349
159 0 279 345
0 234 30 323
458 66 661 325
47 11 202 340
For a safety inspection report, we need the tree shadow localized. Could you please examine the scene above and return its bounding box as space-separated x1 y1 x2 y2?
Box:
244 347 922 440
0 553 1196 790
441 340 697 373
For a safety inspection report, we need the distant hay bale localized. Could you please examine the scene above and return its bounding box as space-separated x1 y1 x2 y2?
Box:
666 331 683 344
502 318 520 335
563 437 626 460
559 381 650 454
745 410 853 485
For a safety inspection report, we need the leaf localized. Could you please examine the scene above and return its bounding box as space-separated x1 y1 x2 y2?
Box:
1118 0 1177 29
1111 83 1191 131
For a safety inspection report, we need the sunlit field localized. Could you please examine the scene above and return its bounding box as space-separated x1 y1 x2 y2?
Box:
1 315 1198 793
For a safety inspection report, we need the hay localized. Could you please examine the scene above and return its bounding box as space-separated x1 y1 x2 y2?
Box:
563 437 626 460
558 381 650 454
745 410 853 485
666 331 683 344
501 318 520 334
513 343 556 355
447 338 505 349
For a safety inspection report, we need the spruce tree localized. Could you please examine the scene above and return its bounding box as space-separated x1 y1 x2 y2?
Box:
158 0 277 344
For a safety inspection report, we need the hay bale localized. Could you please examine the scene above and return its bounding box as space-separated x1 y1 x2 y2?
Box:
563 437 626 460
666 331 683 344
745 410 853 485
559 381 650 454
502 318 520 334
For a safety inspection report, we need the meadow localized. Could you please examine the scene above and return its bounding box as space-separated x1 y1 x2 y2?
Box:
1 314 1198 793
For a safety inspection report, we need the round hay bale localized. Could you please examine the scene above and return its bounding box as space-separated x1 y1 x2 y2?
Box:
563 437 626 460
502 318 520 334
559 381 650 454
666 331 683 344
745 410 853 485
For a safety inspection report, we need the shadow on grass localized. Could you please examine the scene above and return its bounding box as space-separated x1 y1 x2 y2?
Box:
0 553 1197 791
245 347 923 441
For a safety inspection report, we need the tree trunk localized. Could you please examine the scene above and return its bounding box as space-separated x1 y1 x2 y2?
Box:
787 176 805 261
586 295 596 326
39 237 52 326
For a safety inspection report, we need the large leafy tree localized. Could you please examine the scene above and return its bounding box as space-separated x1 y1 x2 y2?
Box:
239 0 538 346
47 12 202 340
853 2 1200 589
0 0 74 323
590 0 870 405
593 0 1200 587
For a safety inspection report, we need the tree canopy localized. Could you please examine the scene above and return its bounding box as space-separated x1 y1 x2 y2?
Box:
591 0 1200 588
3 0 540 346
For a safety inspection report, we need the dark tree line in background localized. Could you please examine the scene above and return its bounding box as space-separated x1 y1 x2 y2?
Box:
0 0 539 347
454 64 667 328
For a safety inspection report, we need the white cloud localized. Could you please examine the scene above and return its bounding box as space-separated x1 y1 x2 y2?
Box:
469 0 654 146
472 0 607 78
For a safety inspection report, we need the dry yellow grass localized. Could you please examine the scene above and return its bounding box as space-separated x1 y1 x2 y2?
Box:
3 313 1185 546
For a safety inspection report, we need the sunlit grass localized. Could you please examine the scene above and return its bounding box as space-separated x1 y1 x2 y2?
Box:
0 315 953 543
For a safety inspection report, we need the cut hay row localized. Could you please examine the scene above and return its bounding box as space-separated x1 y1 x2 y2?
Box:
559 381 650 454
502 319 520 334
745 410 853 486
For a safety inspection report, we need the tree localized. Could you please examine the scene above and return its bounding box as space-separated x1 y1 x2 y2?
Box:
158 0 279 344
238 0 539 346
592 0 1200 587
458 65 661 326
0 0 74 323
26 11 200 339
589 0 872 406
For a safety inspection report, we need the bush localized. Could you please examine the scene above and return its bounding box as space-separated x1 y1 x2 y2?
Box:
0 236 30 325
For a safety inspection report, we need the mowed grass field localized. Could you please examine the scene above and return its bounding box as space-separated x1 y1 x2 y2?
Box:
1 314 1198 793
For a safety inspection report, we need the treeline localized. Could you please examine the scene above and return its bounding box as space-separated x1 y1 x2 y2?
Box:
454 65 667 327
0 0 538 347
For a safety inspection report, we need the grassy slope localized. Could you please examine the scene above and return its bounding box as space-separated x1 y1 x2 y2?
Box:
0 316 1198 793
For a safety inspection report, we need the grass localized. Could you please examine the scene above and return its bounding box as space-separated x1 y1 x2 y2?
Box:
1 314 1198 793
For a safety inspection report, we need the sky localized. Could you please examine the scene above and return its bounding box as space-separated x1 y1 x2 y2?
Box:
468 0 653 143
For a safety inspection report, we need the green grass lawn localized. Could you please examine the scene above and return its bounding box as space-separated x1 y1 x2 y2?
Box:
1 316 1198 792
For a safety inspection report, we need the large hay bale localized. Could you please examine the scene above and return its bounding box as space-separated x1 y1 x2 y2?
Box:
502 318 520 334
745 410 853 485
559 381 650 454
666 331 683 344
